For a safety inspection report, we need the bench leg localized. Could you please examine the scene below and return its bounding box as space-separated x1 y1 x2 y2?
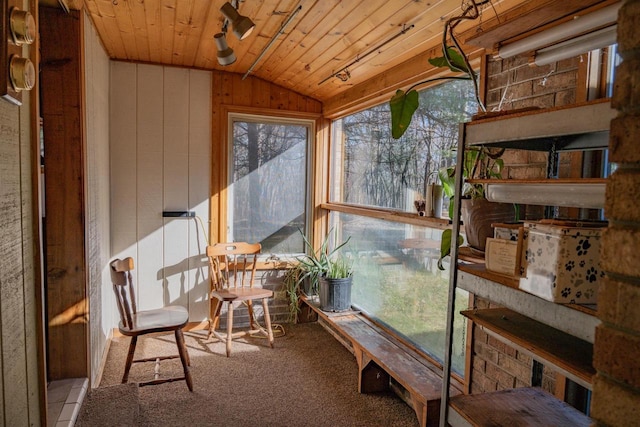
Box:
358 356 390 393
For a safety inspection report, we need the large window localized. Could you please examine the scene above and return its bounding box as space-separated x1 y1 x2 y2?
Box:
228 114 313 254
329 79 478 374
331 80 477 212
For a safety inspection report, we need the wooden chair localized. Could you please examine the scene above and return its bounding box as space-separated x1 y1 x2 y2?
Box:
207 242 274 356
110 257 193 391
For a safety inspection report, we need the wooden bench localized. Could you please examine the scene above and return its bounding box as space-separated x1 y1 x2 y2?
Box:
301 296 461 427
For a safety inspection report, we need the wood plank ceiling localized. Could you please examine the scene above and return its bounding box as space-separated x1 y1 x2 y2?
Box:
79 0 609 103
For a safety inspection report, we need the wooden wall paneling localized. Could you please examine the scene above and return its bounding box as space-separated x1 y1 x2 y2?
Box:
173 0 210 67
135 64 165 311
87 0 127 58
22 66 42 425
160 0 177 65
188 69 212 322
232 74 252 106
84 11 112 387
124 0 151 62
180 0 212 68
162 66 190 309
109 62 138 261
209 71 223 244
40 7 89 380
111 0 139 60
0 99 29 425
141 0 161 62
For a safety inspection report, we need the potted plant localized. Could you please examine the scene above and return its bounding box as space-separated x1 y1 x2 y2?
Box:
318 250 354 312
284 228 352 321
436 145 517 269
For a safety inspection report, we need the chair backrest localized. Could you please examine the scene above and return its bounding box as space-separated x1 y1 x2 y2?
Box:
110 257 137 330
207 242 261 291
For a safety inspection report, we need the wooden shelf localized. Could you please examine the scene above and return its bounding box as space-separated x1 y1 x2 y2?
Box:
457 264 599 343
461 308 595 389
448 387 591 427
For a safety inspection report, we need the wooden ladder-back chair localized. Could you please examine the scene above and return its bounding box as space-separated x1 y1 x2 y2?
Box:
110 257 193 391
207 242 274 356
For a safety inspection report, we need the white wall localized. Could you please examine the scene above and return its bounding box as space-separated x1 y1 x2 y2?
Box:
84 11 112 387
110 62 211 324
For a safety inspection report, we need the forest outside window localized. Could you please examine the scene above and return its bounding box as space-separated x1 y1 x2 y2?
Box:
228 113 313 255
328 79 478 374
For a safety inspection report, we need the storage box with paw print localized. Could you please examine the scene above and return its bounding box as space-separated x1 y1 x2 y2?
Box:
518 220 606 304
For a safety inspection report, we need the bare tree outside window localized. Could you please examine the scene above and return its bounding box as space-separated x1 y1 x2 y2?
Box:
230 117 311 254
333 80 477 211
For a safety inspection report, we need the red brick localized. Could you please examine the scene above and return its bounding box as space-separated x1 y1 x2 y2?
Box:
611 58 640 112
617 1 640 54
556 56 580 72
591 375 640 426
472 355 486 373
541 372 556 395
487 58 502 76
601 226 640 277
474 340 499 365
474 326 489 344
594 325 640 388
487 335 508 353
488 71 512 90
554 89 576 107
508 81 533 100
605 169 640 222
598 277 640 333
497 353 531 383
516 351 533 366
486 361 516 389
512 93 555 110
471 371 498 393
609 114 640 164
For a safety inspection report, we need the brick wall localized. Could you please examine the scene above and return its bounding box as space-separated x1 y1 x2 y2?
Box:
469 53 585 395
591 1 640 424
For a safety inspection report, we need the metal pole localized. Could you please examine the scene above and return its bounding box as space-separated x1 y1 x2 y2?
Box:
439 122 466 426
242 4 303 80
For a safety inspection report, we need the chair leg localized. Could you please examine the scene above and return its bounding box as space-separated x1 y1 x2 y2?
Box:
226 301 233 357
122 336 138 383
262 298 274 348
208 299 222 340
246 299 256 330
175 329 193 391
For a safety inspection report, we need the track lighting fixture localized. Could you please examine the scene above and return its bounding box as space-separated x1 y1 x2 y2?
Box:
214 32 236 66
220 2 255 40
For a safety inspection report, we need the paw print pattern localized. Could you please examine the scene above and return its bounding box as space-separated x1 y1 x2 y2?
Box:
526 249 535 264
561 287 572 298
576 239 592 256
565 260 575 271
537 248 543 256
586 267 598 283
579 260 586 268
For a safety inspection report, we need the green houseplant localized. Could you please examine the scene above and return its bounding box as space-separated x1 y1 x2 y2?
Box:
318 250 354 312
284 228 351 321
436 145 517 269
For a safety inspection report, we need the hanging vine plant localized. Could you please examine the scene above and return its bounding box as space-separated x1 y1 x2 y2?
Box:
390 0 492 139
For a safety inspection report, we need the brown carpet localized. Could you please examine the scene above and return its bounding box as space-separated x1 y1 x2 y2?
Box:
77 322 419 427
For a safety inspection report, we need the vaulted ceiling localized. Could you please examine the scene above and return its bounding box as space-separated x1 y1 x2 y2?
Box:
75 0 609 103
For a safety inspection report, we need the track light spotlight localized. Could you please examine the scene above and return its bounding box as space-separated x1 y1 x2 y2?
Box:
220 2 255 40
214 33 236 66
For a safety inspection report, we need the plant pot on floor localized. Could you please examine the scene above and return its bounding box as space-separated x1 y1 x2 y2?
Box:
461 197 516 254
318 276 352 312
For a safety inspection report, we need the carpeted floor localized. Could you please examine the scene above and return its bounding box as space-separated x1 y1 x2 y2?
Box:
76 322 419 427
